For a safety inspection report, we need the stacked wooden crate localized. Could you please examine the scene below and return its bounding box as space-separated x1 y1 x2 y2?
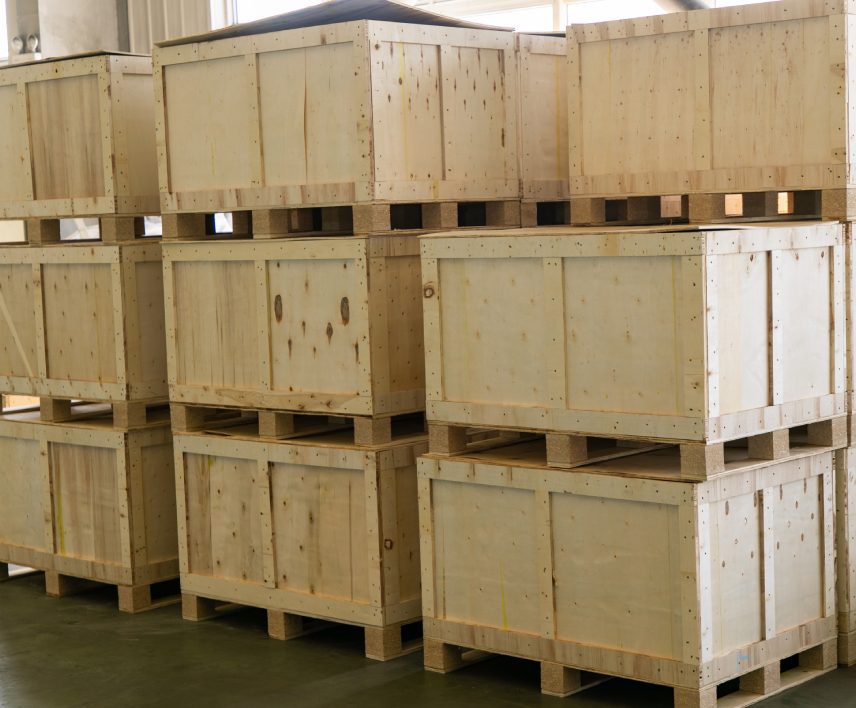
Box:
150 5 535 659
562 0 856 671
0 52 177 612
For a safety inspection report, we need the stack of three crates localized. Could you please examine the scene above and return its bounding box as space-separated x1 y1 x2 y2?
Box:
0 51 178 612
417 1 853 705
151 4 536 659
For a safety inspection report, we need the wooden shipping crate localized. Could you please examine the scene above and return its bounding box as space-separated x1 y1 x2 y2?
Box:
518 33 568 204
163 235 424 417
421 222 846 448
174 429 427 659
837 446 856 665
0 409 177 611
0 52 158 219
0 241 168 410
567 0 856 216
419 441 838 706
153 12 518 214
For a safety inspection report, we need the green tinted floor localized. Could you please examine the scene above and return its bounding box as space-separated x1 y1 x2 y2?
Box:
1 571 855 708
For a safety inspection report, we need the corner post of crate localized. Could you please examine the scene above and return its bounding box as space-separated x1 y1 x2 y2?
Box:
364 452 386 616
678 498 713 676
417 464 437 620
25 219 60 245
836 447 856 665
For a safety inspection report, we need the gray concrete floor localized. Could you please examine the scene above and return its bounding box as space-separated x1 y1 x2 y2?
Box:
1 570 855 707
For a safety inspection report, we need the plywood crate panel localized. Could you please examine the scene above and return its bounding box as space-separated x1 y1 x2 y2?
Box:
0 410 177 588
421 222 845 444
0 241 168 403
175 430 426 630
0 52 159 218
518 33 568 202
420 441 837 698
154 20 518 213
164 235 424 416
567 0 856 207
837 446 856 664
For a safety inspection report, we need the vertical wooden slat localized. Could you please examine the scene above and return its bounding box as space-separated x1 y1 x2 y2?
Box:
255 260 271 392
831 242 847 394
543 258 567 411
173 442 191 575
364 452 384 609
127 439 148 576
566 34 582 178
768 251 784 405
111 259 129 390
116 443 134 579
16 82 35 201
246 53 265 187
378 453 401 605
161 256 179 388
760 487 777 639
98 57 117 207
536 487 556 639
256 459 276 589
32 263 48 380
692 29 712 172
40 438 55 553
417 461 437 619
822 468 836 618
704 255 720 421
421 255 442 410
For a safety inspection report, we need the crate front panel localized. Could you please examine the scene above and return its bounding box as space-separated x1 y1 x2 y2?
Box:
836 446 856 634
0 434 49 554
424 226 843 442
421 448 835 670
28 74 106 201
0 263 38 380
570 4 847 196
43 262 118 384
177 435 424 618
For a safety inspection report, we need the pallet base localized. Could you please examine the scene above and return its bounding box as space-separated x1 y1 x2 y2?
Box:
839 630 856 667
565 188 852 226
424 637 836 707
181 593 422 661
37 397 169 429
162 199 521 241
427 416 846 479
44 571 180 614
171 403 425 447
24 215 156 244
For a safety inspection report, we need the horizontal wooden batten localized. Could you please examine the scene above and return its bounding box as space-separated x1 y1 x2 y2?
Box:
0 241 168 404
0 410 177 610
154 20 518 213
174 430 427 657
0 53 159 218
419 442 837 702
421 222 846 444
567 0 856 204
163 235 424 417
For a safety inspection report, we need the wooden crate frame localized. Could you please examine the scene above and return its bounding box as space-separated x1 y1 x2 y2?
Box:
0 52 159 218
0 241 168 404
567 0 856 208
419 443 837 705
837 446 856 665
518 33 568 203
174 430 427 658
153 21 519 213
421 222 846 445
163 235 424 417
0 412 177 610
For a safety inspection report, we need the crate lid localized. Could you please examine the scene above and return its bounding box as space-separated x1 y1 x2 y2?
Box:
158 0 510 48
0 50 149 70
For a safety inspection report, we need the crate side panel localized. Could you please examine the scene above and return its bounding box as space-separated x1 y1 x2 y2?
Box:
716 252 769 414
385 253 424 394
709 16 831 172
117 72 159 201
272 462 370 602
780 247 832 402
268 258 362 397
372 41 443 185
43 262 117 384
441 46 515 187
173 260 261 389
0 435 48 552
141 440 177 565
27 74 105 201
552 493 684 658
0 84 32 202
164 57 254 192
0 263 38 379
578 32 696 180
51 442 122 564
774 473 824 633
431 478 539 633
438 257 547 407
709 491 764 654
183 451 264 583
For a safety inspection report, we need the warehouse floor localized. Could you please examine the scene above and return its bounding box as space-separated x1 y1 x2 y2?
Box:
1 570 856 708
